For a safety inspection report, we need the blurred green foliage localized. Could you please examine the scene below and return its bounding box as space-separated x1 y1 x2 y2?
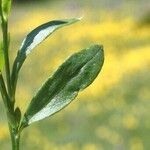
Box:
0 0 150 150
138 11 150 27
14 0 33 1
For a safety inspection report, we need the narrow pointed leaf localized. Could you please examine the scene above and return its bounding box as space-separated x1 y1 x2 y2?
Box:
21 45 104 128
0 43 4 70
2 0 12 20
11 18 80 89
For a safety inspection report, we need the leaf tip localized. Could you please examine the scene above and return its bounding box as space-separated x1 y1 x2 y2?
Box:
77 16 84 21
67 17 82 24
89 44 104 54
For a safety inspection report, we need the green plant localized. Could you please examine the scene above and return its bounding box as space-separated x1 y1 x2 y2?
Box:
0 0 104 150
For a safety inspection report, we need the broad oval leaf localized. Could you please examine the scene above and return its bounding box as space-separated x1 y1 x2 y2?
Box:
11 18 80 88
21 45 104 128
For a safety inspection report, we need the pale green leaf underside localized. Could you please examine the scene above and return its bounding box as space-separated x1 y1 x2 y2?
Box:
15 18 80 71
21 45 104 128
11 18 80 87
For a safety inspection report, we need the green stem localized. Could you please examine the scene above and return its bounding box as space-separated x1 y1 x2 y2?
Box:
2 19 12 97
0 2 20 150
0 3 12 99
9 126 20 150
0 73 20 150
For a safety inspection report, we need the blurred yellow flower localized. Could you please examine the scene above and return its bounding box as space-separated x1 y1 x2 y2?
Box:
0 124 8 140
122 115 138 130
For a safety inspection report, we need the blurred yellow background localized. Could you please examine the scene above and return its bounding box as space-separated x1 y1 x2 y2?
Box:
0 0 150 149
